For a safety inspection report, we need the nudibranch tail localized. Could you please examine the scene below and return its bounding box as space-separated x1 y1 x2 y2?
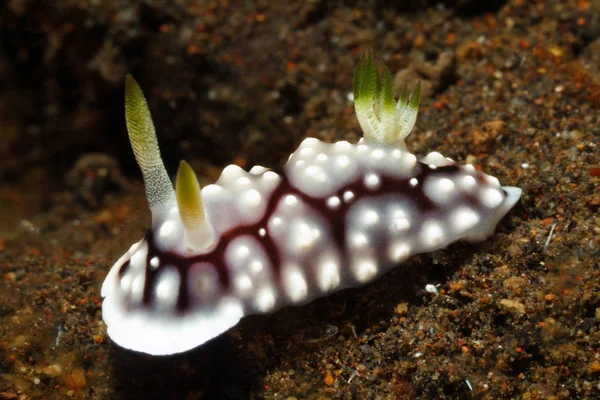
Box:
464 185 522 242
125 75 175 211
102 52 521 356
353 50 420 149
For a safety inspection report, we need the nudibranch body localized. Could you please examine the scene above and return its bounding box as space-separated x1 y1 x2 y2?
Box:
101 51 522 355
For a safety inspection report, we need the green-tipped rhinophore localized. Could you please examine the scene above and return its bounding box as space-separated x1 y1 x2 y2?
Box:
353 50 420 149
125 75 174 208
176 160 205 232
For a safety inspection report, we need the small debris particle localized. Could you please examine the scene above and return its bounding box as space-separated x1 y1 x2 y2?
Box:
549 46 564 57
457 41 485 61
324 372 334 387
541 218 553 226
360 344 375 358
347 370 357 384
395 302 408 315
589 361 600 375
4 272 16 282
503 276 527 293
65 368 87 391
448 281 465 293
472 120 506 151
465 378 473 391
93 334 104 344
588 193 600 207
425 284 438 294
544 293 556 301
10 335 29 347
499 299 526 315
542 223 556 253
41 364 63 378
414 34 425 48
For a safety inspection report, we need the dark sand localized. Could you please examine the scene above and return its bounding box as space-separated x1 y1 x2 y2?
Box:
1 0 599 398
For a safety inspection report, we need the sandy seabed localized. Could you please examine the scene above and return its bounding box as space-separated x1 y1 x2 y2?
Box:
1 1 600 399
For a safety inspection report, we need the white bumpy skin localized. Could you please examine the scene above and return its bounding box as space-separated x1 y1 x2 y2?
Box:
101 52 522 355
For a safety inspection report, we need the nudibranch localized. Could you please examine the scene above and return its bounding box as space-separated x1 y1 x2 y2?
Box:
101 51 522 355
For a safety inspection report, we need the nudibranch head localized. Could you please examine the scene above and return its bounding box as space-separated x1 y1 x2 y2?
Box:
103 76 231 355
101 54 521 355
